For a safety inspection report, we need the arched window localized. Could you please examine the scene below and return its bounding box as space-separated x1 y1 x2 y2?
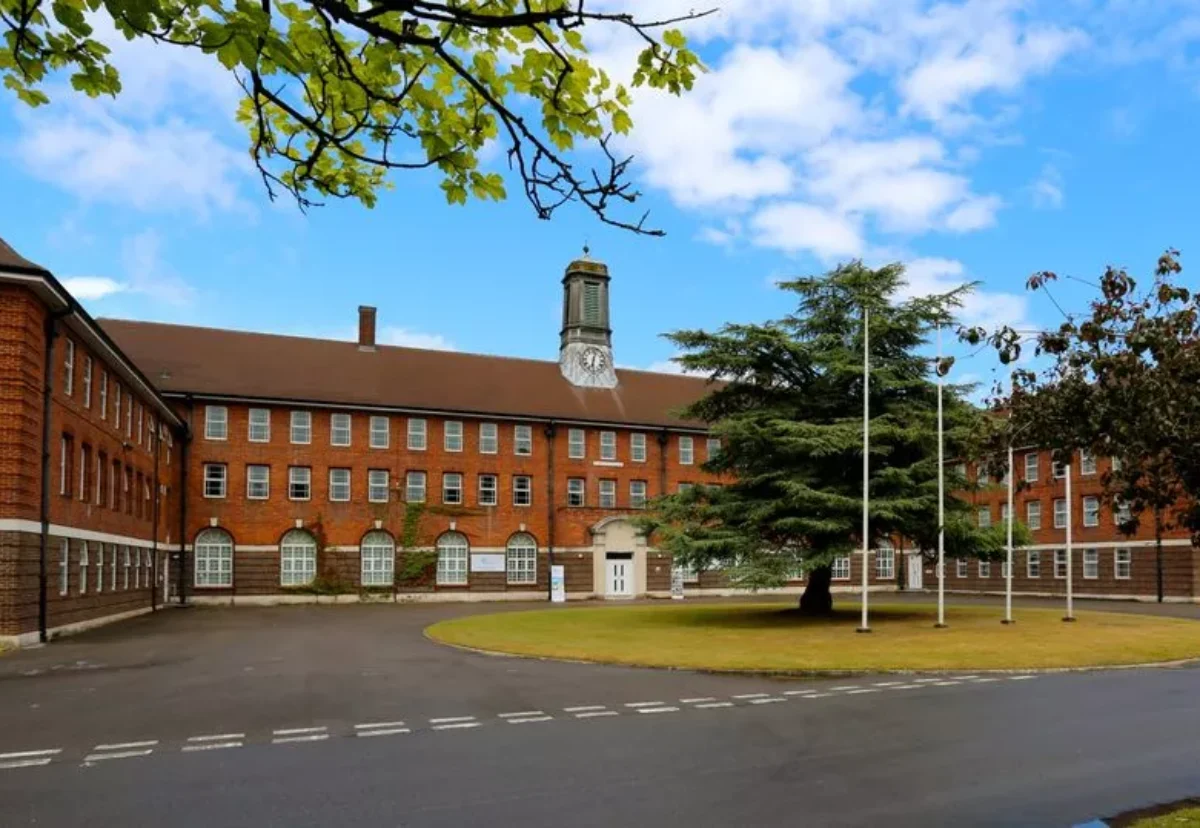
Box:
506 533 537 585
195 528 234 587
436 532 469 586
280 529 317 587
360 531 395 587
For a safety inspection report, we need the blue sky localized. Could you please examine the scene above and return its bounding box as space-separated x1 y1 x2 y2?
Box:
0 0 1197 392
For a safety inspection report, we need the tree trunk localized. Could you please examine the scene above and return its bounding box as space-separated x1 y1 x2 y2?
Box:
1155 510 1165 604
799 565 834 615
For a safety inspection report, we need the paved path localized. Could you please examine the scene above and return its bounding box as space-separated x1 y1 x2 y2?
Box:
1 599 1198 826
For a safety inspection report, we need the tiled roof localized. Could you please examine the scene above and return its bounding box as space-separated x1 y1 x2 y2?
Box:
99 318 714 430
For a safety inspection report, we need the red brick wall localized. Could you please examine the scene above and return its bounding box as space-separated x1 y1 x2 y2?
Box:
0 285 46 523
182 403 722 593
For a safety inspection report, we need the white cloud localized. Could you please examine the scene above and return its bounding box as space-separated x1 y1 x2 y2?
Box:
378 327 457 351
61 276 126 301
1030 164 1064 209
121 230 196 305
943 194 1003 231
899 256 1030 333
750 202 865 260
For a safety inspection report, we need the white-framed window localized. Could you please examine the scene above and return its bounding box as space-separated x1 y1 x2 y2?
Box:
134 544 141 588
406 471 426 503
1026 500 1042 530
369 416 390 449
329 468 351 502
114 546 125 591
977 507 991 528
408 418 427 450
195 528 234 587
479 423 498 454
444 420 463 452
1115 548 1131 579
125 389 133 438
96 544 104 593
679 436 694 465
1083 548 1099 579
876 545 895 579
953 462 967 480
1054 548 1067 579
478 474 497 506
1053 459 1067 479
330 413 352 446
513 475 532 506
1027 550 1041 578
831 556 850 580
368 469 389 503
247 464 270 500
290 411 312 444
1080 450 1096 476
144 548 151 586
567 478 585 507
280 530 317 587
248 408 270 443
1001 559 1011 579
58 435 67 495
114 385 121 431
956 558 968 578
137 405 143 446
1053 498 1067 529
599 431 617 461
979 559 991 578
1024 452 1038 482
630 480 647 509
676 559 700 584
288 466 312 501
1111 455 1124 473
514 425 533 456
205 405 228 440
63 339 75 396
598 479 616 508
1001 504 1010 524
1083 496 1100 527
360 531 395 587
1114 498 1132 526
82 356 92 407
443 472 463 505
568 428 585 459
707 437 721 460
506 533 537 585
631 433 647 463
203 463 227 498
79 541 88 594
99 371 107 419
678 482 694 494
436 532 469 585
59 539 69 596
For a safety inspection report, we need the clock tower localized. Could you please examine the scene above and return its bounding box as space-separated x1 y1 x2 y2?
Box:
559 250 618 389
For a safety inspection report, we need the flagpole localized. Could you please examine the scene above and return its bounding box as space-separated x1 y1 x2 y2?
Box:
936 325 947 628
858 304 871 634
1003 441 1015 624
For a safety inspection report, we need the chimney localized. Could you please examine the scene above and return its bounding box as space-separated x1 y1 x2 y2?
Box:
358 305 377 351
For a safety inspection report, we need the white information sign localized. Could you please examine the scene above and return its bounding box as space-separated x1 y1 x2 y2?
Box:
670 567 685 599
470 553 505 573
550 565 566 603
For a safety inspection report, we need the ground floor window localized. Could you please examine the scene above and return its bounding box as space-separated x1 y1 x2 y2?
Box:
831 556 850 580
437 532 469 585
1054 549 1067 579
1083 548 1099 579
360 531 395 587
1027 550 1041 578
956 558 967 578
875 545 894 579
59 540 69 596
195 528 234 587
506 533 537 585
1114 548 1131 579
280 530 317 587
978 559 991 578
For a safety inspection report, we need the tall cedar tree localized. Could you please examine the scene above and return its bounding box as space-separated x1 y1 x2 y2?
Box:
974 251 1200 602
643 262 1020 615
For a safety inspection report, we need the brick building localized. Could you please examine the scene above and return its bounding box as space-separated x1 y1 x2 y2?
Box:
3 235 1197 645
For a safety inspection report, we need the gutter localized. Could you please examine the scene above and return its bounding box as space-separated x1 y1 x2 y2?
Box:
544 421 557 601
38 308 72 643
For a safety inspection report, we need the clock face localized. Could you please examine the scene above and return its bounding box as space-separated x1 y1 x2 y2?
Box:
578 347 608 375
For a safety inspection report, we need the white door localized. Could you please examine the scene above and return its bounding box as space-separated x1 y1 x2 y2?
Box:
606 559 632 598
908 555 924 590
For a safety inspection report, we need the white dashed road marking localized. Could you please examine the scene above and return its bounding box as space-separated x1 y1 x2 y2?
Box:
506 716 554 724
732 693 770 700
891 684 923 690
830 685 861 691
873 681 904 687
624 701 666 708
783 689 817 696
187 733 245 743
429 717 476 724
431 722 481 731
94 740 158 751
574 710 618 719
971 678 1000 683
913 678 943 684
637 706 680 714
354 722 406 730
354 721 410 738
564 705 607 713
802 692 832 698
847 689 881 695
680 697 716 704
749 697 786 705
694 702 734 709
933 681 961 687
1010 675 1036 681
272 734 329 744
182 741 242 752
273 727 327 736
0 749 60 770
84 748 154 763
498 711 544 719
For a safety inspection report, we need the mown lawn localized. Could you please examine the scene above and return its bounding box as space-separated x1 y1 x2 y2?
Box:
1126 806 1200 827
426 603 1200 672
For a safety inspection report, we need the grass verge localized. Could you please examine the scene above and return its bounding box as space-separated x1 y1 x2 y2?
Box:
426 602 1200 672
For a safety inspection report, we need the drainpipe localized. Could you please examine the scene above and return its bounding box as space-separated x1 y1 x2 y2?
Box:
177 397 192 605
37 309 71 644
151 418 160 612
657 430 670 496
544 421 557 601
